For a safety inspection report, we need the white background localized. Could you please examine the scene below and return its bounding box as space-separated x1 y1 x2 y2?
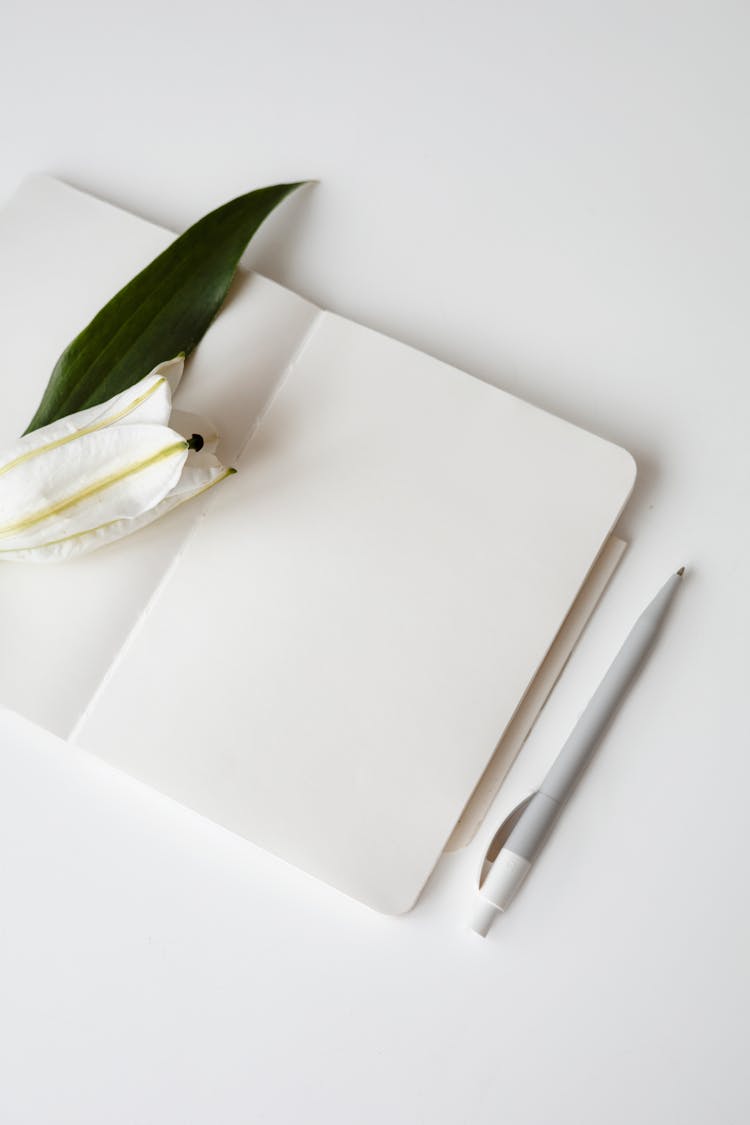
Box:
1 2 748 1122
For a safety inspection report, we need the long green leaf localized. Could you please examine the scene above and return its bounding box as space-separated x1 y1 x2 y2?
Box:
25 182 305 433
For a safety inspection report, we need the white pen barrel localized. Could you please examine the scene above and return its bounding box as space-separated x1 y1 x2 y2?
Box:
540 572 682 805
502 791 561 862
471 849 532 934
471 570 684 936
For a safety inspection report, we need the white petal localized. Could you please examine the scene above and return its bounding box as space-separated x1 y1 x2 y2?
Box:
91 369 174 428
164 452 233 501
0 370 174 478
0 423 188 551
0 459 235 562
154 355 185 395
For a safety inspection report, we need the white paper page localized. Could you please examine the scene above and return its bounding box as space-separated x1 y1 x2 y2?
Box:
75 311 636 913
0 177 319 734
445 533 626 850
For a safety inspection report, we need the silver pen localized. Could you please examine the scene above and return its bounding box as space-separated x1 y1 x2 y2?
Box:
471 566 685 937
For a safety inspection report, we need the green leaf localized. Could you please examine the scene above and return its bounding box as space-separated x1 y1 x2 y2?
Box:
25 182 305 433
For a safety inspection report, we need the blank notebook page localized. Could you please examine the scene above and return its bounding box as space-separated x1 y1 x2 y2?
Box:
0 176 318 735
75 310 635 913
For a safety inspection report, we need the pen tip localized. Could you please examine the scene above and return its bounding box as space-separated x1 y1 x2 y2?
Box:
676 566 686 577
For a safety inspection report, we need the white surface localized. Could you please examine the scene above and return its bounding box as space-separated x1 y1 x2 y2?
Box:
0 2 748 1123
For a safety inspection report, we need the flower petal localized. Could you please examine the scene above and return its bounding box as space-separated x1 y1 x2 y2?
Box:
153 354 185 395
0 423 188 551
91 366 175 428
163 452 234 502
0 458 235 562
0 368 174 479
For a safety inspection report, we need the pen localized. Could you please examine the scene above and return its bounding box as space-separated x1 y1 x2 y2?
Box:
471 566 686 937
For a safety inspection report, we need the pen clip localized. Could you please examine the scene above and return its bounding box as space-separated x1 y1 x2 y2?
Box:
478 792 536 888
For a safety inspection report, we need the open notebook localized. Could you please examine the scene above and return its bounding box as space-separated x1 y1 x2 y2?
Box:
0 177 635 913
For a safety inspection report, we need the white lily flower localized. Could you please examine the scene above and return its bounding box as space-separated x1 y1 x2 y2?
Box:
0 357 234 562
